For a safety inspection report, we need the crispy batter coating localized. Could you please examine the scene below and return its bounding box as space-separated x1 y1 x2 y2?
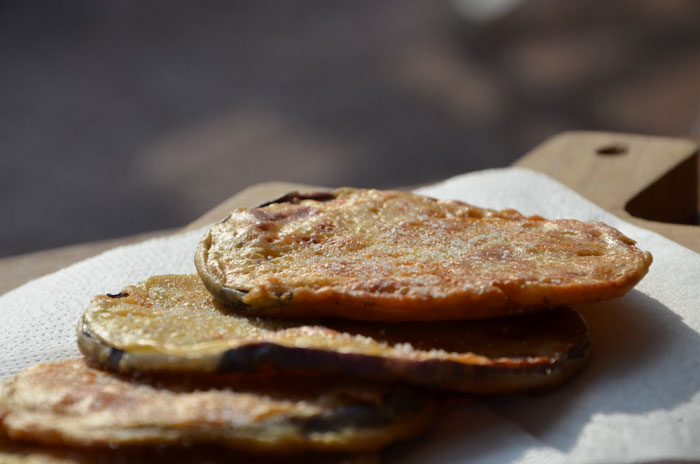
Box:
79 275 590 393
0 359 433 454
196 188 651 321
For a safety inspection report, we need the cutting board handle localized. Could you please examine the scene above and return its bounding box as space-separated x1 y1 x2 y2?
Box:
515 131 699 253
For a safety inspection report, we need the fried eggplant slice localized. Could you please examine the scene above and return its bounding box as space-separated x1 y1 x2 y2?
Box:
195 188 652 321
0 359 432 454
79 275 591 393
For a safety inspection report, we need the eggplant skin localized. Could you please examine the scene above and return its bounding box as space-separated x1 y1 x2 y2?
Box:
0 433 381 464
195 229 257 312
79 321 589 395
78 275 591 394
0 359 434 454
256 191 337 208
195 187 651 322
216 339 590 395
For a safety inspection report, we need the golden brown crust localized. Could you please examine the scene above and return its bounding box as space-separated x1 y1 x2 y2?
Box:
79 275 590 394
0 359 434 454
196 188 652 321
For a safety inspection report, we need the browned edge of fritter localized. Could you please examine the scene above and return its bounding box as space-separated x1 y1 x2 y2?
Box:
195 227 257 312
77 307 591 395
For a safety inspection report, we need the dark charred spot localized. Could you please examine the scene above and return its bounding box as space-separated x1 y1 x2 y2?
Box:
249 205 313 230
576 249 604 257
107 347 124 368
216 213 233 225
107 292 129 298
303 386 422 433
256 191 336 208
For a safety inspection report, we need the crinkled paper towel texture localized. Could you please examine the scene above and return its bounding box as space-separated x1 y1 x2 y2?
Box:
1 168 699 463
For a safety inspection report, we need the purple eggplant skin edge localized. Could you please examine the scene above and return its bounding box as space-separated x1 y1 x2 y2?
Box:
255 191 337 208
77 316 590 395
194 229 256 312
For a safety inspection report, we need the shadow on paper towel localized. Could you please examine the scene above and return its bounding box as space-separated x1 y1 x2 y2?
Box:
488 289 699 452
386 289 700 463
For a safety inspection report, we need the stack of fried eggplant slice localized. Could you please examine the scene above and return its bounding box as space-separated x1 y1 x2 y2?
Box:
0 188 652 462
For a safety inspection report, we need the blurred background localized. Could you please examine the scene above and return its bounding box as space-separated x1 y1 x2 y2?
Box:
1 0 700 257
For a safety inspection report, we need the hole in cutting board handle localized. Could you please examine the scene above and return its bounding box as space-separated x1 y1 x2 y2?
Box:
622 144 700 225
596 143 628 156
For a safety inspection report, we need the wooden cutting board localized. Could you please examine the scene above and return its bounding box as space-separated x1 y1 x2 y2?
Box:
1 131 697 295
513 131 699 252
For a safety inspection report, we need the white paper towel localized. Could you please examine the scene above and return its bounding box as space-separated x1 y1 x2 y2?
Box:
1 168 699 463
